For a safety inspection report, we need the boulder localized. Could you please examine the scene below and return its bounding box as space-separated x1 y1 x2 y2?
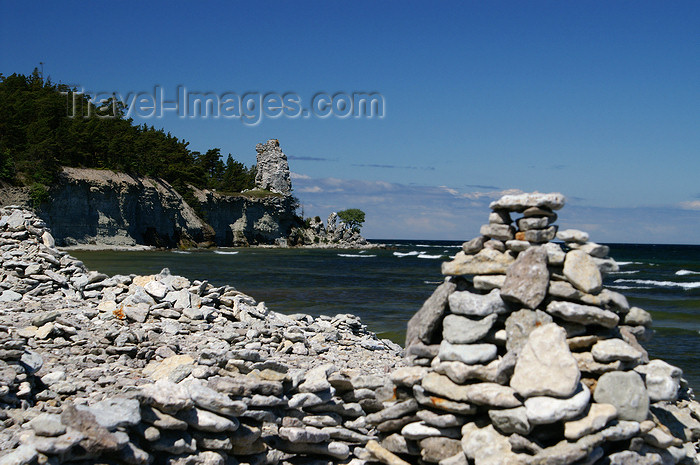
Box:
448 289 508 317
500 246 549 309
563 250 603 294
510 323 580 398
406 281 456 347
593 371 650 422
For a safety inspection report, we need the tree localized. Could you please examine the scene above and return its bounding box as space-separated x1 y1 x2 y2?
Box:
337 208 365 232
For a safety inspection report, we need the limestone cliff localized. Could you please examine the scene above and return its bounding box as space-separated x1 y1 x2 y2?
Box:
193 187 299 246
0 167 299 248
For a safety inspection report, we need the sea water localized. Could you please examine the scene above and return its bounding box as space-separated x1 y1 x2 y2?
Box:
72 242 700 389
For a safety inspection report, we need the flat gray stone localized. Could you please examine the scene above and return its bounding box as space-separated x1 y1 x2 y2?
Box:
0 290 22 302
442 313 497 344
489 192 566 212
557 229 589 243
434 352 517 385
462 236 486 254
510 323 580 398
563 250 603 294
524 383 591 424
480 224 515 241
542 242 566 265
506 240 531 252
442 249 515 276
422 373 521 408
28 413 66 437
489 407 531 435
473 274 506 291
416 409 465 428
591 338 644 364
504 309 553 354
77 397 141 431
278 426 330 443
402 421 460 440
546 300 619 328
489 210 511 224
516 217 549 230
625 307 653 326
461 423 524 465
575 242 610 258
448 289 508 317
413 385 478 415
594 371 649 422
177 407 239 432
564 403 617 440
139 379 194 414
500 246 549 309
438 340 498 365
182 378 247 416
406 281 456 347
634 359 682 402
419 437 463 463
522 226 557 243
0 445 38 465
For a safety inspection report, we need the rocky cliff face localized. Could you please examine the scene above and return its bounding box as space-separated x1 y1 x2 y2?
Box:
193 188 299 246
37 168 214 248
0 165 299 248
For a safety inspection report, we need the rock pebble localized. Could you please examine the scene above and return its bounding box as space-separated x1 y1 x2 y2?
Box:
0 206 404 464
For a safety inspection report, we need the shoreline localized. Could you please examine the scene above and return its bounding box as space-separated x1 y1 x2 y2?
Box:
0 206 407 463
58 241 389 253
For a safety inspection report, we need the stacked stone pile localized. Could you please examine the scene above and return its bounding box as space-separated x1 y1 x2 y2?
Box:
0 206 405 464
362 193 700 465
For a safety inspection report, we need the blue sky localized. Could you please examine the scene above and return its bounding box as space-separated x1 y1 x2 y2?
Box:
2 1 698 243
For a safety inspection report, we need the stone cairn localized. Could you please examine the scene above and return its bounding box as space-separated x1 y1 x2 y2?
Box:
360 193 700 465
0 206 405 465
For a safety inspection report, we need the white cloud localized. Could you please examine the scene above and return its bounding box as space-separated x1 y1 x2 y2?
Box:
298 186 323 193
290 172 311 180
679 200 700 210
290 174 700 243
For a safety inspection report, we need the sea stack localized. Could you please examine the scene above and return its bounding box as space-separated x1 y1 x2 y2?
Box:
254 139 293 195
370 192 700 464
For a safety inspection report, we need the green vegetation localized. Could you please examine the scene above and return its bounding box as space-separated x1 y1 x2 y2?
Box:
0 70 257 201
337 208 365 232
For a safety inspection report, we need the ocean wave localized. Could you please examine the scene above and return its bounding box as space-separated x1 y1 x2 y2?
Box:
616 261 644 266
608 285 649 290
214 250 239 255
415 244 435 248
393 251 422 257
423 280 443 284
338 254 377 258
417 254 444 259
608 270 639 275
172 250 191 254
613 278 700 290
676 269 700 276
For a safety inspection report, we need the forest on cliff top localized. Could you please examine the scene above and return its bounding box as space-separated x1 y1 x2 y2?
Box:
0 70 257 205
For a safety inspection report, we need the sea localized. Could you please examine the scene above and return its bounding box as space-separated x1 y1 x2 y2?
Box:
71 241 700 390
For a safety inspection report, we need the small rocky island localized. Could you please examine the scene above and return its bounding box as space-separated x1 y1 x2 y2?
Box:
1 193 699 465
